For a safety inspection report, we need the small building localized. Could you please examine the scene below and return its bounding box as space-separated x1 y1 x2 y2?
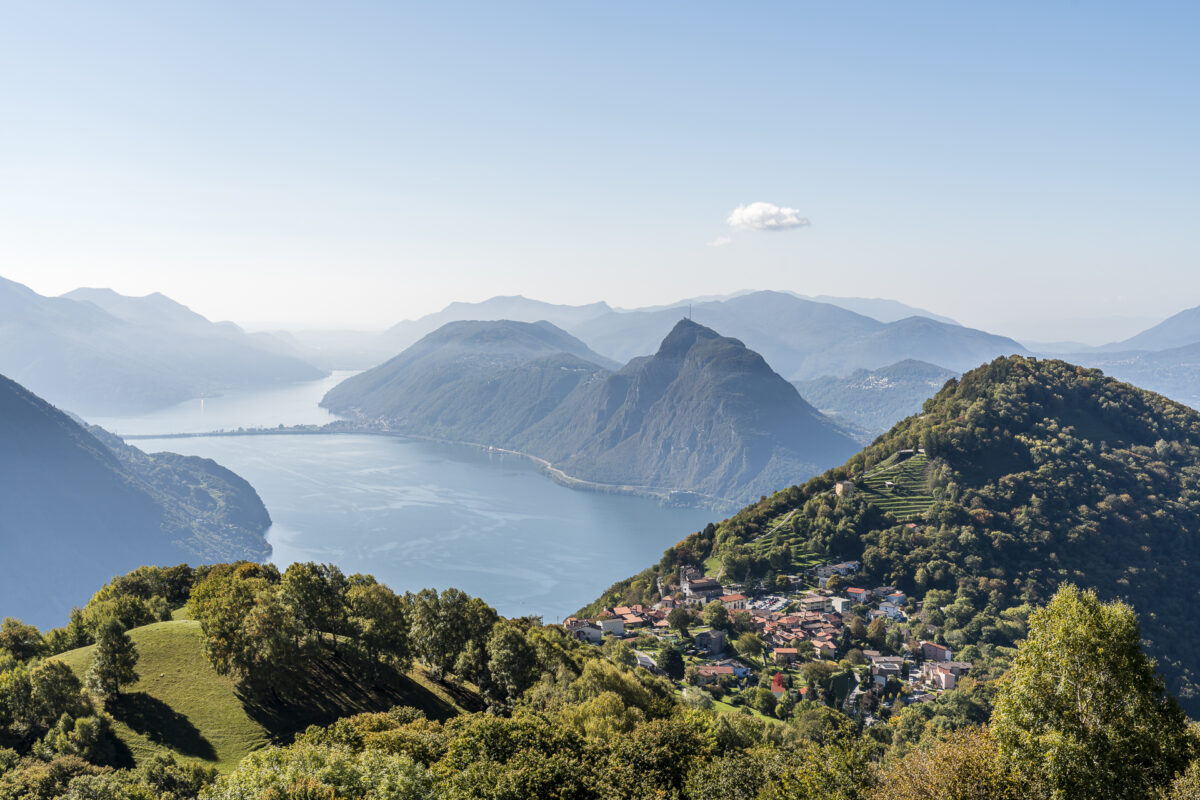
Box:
922 660 971 691
713 658 752 678
812 638 837 659
921 641 952 662
773 647 799 666
695 665 735 686
565 619 602 644
694 628 727 656
720 593 749 611
596 616 625 636
846 587 869 604
834 480 856 497
830 597 852 615
798 595 832 614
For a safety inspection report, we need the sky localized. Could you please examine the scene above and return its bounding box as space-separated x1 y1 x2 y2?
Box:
1 1 1197 343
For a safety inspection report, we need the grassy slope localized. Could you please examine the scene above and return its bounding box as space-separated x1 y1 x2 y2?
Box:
57 620 478 772
857 451 933 520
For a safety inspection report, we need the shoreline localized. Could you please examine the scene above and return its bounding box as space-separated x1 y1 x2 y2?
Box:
128 424 735 511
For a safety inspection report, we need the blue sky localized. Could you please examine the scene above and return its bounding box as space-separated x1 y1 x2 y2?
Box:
1 2 1197 341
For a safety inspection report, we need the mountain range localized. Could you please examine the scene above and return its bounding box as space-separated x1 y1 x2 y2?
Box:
0 277 326 415
0 372 272 627
322 318 860 507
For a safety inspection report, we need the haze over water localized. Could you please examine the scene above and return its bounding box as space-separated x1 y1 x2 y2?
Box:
96 375 714 619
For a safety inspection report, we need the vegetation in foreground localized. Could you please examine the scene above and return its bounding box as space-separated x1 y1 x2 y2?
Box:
2 559 1200 799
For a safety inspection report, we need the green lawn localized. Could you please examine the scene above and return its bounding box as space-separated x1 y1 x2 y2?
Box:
56 619 477 772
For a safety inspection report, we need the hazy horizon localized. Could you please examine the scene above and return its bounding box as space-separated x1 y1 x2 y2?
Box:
3 2 1197 344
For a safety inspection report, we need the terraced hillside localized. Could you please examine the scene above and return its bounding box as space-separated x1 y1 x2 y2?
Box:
855 451 934 521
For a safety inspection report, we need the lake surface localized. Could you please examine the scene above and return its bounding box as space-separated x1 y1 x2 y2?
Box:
93 376 713 620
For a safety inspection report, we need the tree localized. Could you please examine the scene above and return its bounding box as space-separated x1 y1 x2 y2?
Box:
84 620 138 700
871 727 1021 800
668 607 691 638
280 562 352 652
348 582 409 668
485 622 538 708
659 647 685 681
702 601 731 632
991 585 1195 800
866 618 887 650
735 632 765 666
0 619 46 662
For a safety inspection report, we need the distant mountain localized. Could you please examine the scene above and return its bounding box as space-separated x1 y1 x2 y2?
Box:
519 320 860 504
0 373 271 627
321 320 616 441
322 319 859 507
0 277 326 415
794 294 959 326
1110 305 1200 352
565 290 1022 380
1060 343 1200 410
378 295 614 356
795 359 958 435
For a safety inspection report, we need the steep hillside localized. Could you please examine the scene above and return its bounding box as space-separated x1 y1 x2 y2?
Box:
521 319 860 504
0 374 271 627
795 359 957 434
0 277 324 415
588 356 1200 713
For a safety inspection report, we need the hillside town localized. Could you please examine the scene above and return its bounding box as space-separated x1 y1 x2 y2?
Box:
563 560 970 721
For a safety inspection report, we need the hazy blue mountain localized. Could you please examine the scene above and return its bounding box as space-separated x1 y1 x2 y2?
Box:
1059 343 1200 410
0 277 325 415
565 290 1023 380
321 320 616 441
520 319 860 505
378 295 614 356
0 373 271 627
794 359 958 436
794 293 959 325
1109 304 1200 352
323 318 859 507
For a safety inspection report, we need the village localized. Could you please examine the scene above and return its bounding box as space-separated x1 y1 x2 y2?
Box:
564 558 970 722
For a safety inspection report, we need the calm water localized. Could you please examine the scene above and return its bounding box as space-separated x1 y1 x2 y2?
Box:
93 376 713 620
87 371 356 436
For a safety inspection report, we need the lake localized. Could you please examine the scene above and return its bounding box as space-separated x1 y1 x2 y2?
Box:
93 375 714 620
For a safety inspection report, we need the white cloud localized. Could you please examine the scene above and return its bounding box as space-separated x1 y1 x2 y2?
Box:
707 236 732 247
726 202 810 232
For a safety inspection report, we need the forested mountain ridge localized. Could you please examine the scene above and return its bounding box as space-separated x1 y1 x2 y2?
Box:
587 355 1200 712
0 373 272 627
323 318 860 507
